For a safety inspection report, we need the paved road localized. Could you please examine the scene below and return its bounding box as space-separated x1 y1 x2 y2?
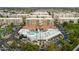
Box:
73 45 79 51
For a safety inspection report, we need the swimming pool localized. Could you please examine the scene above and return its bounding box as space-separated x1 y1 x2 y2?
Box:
18 29 62 40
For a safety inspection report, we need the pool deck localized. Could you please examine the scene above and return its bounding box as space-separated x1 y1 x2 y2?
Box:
18 28 62 41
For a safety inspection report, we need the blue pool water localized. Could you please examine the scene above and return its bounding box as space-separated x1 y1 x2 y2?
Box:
29 31 45 35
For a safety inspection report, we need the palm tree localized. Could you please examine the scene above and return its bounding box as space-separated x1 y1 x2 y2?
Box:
54 19 59 28
22 17 26 26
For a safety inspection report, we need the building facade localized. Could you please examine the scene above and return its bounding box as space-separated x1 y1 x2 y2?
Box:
0 18 23 26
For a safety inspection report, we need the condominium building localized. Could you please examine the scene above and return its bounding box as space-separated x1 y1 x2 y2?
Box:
0 18 23 26
18 11 62 46
53 12 79 23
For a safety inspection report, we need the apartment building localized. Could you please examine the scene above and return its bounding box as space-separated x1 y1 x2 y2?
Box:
53 12 79 24
0 18 23 26
18 11 62 47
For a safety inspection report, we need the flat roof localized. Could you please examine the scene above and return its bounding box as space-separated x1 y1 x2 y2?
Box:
31 11 49 15
26 18 54 20
17 14 29 15
59 17 79 19
0 18 22 19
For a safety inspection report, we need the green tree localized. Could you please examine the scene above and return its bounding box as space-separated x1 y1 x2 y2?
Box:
20 42 39 51
60 39 73 51
23 17 26 25
10 23 14 27
54 19 59 27
78 19 79 24
62 22 68 27
69 20 74 24
9 40 17 49
60 23 79 50
6 23 15 33
20 17 26 26
47 43 60 51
